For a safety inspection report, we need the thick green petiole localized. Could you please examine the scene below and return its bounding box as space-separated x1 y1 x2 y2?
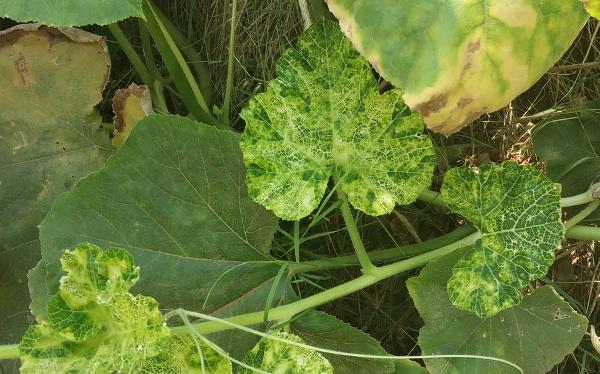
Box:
335 186 378 275
172 231 481 337
565 225 600 241
0 344 19 360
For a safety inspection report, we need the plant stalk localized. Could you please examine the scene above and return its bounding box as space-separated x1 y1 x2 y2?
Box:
564 201 600 230
222 0 238 124
560 188 595 208
0 344 19 360
335 186 378 275
289 225 476 273
171 231 481 336
565 225 600 241
107 23 153 87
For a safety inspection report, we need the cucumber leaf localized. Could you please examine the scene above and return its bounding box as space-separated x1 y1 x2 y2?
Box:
326 0 588 135
239 332 333 373
0 1 142 27
407 248 587 374
20 244 169 373
0 24 112 349
441 161 563 317
240 20 435 220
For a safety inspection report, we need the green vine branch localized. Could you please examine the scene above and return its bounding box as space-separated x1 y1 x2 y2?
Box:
171 231 482 337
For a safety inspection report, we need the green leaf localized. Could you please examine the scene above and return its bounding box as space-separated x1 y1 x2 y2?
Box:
142 335 232 374
0 1 142 27
35 114 284 355
240 20 435 220
326 0 588 135
441 161 563 317
407 248 588 374
532 101 600 197
291 310 396 374
238 332 333 373
20 243 169 373
0 24 112 347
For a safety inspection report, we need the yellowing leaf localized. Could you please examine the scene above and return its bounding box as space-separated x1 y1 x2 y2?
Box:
0 23 112 348
239 332 333 374
582 0 600 18
327 0 589 135
112 83 153 147
20 244 169 373
240 20 435 220
441 161 564 317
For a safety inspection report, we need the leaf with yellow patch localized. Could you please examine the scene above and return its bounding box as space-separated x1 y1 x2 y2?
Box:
112 83 153 147
0 24 112 355
327 0 589 135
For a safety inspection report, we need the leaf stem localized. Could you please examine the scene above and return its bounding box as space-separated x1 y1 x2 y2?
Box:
221 0 238 124
560 188 595 208
564 201 600 230
335 185 378 275
289 225 476 273
417 190 447 209
171 231 481 336
565 225 600 241
0 344 19 360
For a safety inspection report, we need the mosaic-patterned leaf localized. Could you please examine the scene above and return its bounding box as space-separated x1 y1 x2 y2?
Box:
240 20 435 220
441 161 564 317
407 248 587 374
0 0 142 27
142 335 232 374
327 0 588 135
238 332 333 373
20 244 169 373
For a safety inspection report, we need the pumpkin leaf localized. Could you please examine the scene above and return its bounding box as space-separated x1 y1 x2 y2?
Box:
532 101 600 196
20 243 169 373
0 1 142 27
0 24 112 349
240 20 435 220
35 114 285 357
239 332 333 373
112 83 153 147
326 0 588 135
583 0 600 18
441 161 564 317
407 248 587 374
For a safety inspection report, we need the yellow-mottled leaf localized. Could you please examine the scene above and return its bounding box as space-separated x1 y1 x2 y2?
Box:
327 0 589 135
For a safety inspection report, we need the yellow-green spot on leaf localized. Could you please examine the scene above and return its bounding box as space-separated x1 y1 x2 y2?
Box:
19 243 169 373
441 161 564 317
327 0 589 135
238 332 333 374
142 335 232 374
112 83 153 147
583 0 600 18
0 1 142 27
240 20 435 220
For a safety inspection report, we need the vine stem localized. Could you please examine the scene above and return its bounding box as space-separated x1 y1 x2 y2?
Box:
566 225 600 241
171 231 481 337
0 344 19 360
564 201 600 230
335 183 378 274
